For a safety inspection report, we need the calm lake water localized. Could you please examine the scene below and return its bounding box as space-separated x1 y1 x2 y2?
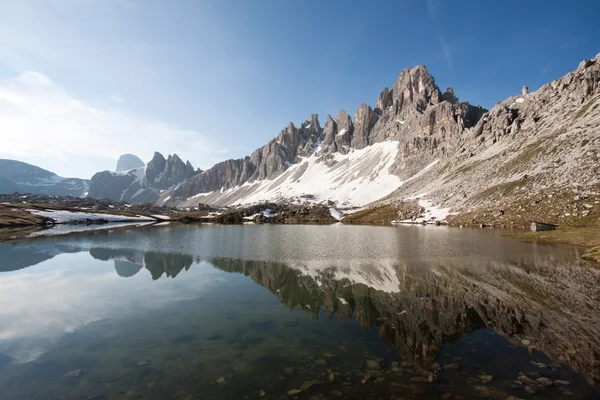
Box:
1 224 599 400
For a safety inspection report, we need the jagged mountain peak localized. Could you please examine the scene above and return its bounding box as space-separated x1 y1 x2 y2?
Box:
150 151 166 162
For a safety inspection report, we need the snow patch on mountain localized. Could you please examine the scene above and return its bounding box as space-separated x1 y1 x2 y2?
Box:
181 141 402 207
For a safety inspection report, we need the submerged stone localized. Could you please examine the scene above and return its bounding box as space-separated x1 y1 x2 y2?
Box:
64 369 82 378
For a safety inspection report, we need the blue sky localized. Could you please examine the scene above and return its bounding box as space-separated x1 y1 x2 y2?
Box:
0 0 598 178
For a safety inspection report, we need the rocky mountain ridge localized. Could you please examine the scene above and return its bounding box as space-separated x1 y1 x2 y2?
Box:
165 52 600 217
163 64 486 208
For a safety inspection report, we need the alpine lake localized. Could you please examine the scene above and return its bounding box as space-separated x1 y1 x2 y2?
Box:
1 223 599 400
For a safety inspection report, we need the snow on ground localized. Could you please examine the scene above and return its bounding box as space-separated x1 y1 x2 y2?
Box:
329 208 344 220
130 188 145 199
417 199 452 221
338 298 348 305
27 221 155 238
180 142 449 209
161 196 171 205
151 215 171 220
29 209 156 223
232 141 401 207
395 195 452 224
337 128 348 136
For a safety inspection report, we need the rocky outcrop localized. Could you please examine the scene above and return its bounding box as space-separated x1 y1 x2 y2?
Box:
172 115 324 197
385 52 600 216
144 152 197 190
0 159 89 197
115 154 144 172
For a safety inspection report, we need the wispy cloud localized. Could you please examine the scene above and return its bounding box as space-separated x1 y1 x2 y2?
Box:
0 71 228 178
426 0 453 71
437 36 453 71
426 0 441 21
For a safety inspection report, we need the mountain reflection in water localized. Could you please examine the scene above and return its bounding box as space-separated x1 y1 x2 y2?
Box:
0 224 599 399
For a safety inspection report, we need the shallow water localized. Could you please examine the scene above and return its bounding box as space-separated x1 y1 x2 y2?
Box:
0 224 599 399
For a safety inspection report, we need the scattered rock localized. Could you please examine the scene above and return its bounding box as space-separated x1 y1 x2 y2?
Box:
361 374 372 384
330 389 344 397
536 377 552 386
517 375 535 384
478 375 493 383
410 383 426 394
136 360 150 367
443 363 459 370
410 376 429 383
520 339 531 346
84 393 105 400
216 377 226 384
492 210 505 217
287 389 302 396
328 371 335 382
365 359 381 370
300 380 319 391
315 359 328 366
259 390 266 397
525 385 538 394
554 380 570 385
474 385 506 398
64 369 82 378
284 367 295 375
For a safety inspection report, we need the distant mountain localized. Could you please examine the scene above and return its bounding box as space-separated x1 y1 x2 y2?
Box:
116 154 145 172
88 152 200 203
0 159 89 197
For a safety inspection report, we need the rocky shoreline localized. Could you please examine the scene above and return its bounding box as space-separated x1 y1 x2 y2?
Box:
1 192 599 264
